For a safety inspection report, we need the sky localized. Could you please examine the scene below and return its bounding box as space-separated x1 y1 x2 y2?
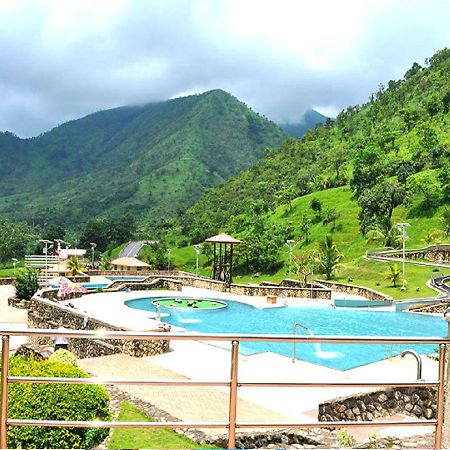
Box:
1 0 450 138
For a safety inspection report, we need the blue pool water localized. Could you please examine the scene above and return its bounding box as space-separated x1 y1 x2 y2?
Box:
82 283 110 290
107 276 148 282
125 298 447 370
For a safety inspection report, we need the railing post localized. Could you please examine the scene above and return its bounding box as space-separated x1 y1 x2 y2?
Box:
435 344 446 449
228 340 239 449
1 335 10 449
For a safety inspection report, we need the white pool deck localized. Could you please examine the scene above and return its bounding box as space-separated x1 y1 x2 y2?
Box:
0 282 441 442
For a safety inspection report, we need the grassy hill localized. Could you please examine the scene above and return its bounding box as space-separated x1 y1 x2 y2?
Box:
167 48 450 299
169 185 449 299
182 48 450 242
0 90 288 227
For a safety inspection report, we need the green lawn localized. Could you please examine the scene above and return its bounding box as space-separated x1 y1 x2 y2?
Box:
108 401 218 449
0 259 24 278
169 186 450 300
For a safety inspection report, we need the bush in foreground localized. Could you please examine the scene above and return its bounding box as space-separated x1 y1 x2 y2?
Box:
6 356 111 449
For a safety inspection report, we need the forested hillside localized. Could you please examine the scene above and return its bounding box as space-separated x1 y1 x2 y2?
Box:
183 48 450 245
0 90 287 226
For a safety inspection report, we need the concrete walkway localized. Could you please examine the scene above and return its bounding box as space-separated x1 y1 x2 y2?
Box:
0 285 28 350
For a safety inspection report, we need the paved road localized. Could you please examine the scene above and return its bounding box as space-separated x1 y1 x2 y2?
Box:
431 275 450 299
119 241 146 258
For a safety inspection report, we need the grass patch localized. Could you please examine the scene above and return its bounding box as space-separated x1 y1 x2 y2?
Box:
108 401 218 449
170 186 450 300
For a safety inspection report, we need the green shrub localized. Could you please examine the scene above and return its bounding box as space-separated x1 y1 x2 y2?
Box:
6 356 111 449
14 268 39 300
49 349 78 367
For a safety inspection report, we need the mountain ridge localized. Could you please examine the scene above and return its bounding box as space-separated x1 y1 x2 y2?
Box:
0 89 289 226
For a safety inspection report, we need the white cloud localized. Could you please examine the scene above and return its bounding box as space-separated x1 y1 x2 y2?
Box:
0 0 449 136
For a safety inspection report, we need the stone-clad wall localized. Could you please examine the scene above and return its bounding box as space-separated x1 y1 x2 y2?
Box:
28 296 170 359
0 278 14 285
319 387 437 422
370 245 450 264
315 279 393 301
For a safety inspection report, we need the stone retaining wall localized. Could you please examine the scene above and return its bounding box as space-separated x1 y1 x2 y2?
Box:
0 277 14 285
319 387 437 422
409 302 449 314
370 245 450 264
28 296 170 359
315 279 393 301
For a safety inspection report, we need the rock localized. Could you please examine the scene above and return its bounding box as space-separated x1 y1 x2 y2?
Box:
14 343 53 360
405 403 413 412
412 405 423 417
378 393 388 403
424 408 433 419
338 404 347 413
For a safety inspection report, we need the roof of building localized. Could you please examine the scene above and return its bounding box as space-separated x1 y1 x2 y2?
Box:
110 257 150 267
204 233 241 244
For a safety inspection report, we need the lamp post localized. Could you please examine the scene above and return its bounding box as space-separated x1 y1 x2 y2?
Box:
167 248 172 271
397 222 411 291
39 239 52 285
286 240 295 278
12 258 18 275
193 244 201 276
90 243 97 269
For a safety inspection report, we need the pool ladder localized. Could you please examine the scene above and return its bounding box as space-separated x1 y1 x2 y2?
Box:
292 322 308 363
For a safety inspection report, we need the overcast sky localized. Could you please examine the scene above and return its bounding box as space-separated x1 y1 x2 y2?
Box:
1 0 450 137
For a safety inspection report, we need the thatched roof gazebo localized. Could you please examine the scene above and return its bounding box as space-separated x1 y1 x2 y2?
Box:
110 257 150 271
205 233 241 284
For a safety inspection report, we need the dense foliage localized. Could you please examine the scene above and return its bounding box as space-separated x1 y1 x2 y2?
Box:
5 356 111 449
0 219 30 266
0 90 287 228
14 268 39 300
183 48 450 245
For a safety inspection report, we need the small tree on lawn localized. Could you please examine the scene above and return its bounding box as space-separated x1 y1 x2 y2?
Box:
384 263 403 288
440 207 450 237
293 251 315 287
310 198 322 219
317 235 342 280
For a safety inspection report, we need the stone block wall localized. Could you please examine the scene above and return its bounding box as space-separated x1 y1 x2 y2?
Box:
0 277 14 285
28 296 170 359
315 279 393 301
319 387 437 422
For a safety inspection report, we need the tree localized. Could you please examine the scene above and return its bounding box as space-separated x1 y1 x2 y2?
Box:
317 235 343 280
299 215 312 242
440 208 450 236
41 224 66 242
14 269 39 300
0 220 31 267
350 146 386 197
384 263 402 287
407 170 442 208
366 225 402 249
310 198 322 218
358 181 406 235
293 251 315 287
421 229 443 245
67 257 85 276
323 208 341 232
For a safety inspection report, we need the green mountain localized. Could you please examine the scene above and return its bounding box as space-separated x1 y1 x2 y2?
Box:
278 109 328 138
0 89 288 226
182 48 450 243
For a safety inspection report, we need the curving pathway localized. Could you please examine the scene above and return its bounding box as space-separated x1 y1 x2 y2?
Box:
366 250 450 300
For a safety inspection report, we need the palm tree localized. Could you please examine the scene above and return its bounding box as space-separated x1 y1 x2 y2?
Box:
67 257 85 276
317 235 343 280
383 263 402 287
421 228 443 245
366 225 402 248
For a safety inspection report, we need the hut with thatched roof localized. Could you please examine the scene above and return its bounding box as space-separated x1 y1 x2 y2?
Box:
110 257 150 271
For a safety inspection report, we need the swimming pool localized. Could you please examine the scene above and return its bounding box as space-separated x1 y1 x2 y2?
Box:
126 297 447 370
82 283 110 290
107 276 149 282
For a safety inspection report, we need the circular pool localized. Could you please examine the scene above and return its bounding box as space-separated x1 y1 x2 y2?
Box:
152 298 227 310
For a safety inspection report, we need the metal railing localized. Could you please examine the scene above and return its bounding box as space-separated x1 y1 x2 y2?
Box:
0 328 448 449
